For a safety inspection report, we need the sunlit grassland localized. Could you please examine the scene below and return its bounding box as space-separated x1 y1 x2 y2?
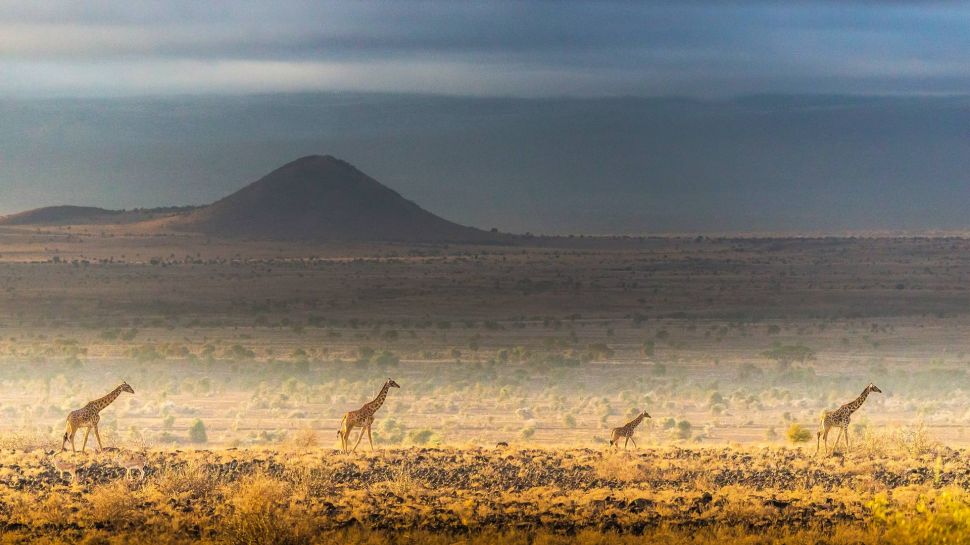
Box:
0 441 967 544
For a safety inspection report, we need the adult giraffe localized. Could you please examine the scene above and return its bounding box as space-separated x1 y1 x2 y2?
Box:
816 382 882 456
609 411 651 449
62 381 134 453
337 378 400 452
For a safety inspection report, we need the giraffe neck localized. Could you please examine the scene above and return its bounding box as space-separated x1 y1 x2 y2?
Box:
844 388 871 415
628 414 646 428
91 386 123 413
365 382 391 415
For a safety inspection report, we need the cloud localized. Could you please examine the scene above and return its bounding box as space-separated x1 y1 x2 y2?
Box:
0 1 968 97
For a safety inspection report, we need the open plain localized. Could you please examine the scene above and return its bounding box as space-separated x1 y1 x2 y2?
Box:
0 228 969 542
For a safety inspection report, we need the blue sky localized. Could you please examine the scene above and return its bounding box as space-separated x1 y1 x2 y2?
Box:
2 1 969 98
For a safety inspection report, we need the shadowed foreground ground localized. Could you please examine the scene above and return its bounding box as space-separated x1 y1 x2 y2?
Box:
0 445 966 544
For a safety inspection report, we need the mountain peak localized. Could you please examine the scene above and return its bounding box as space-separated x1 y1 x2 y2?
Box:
168 155 503 242
283 154 345 168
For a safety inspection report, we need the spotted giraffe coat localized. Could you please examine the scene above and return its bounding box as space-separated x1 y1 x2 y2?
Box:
338 378 400 452
62 381 134 453
610 411 651 448
816 383 881 455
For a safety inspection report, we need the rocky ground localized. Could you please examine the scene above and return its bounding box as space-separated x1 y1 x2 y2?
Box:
0 445 963 543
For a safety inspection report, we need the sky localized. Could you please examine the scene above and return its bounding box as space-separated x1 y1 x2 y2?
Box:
1 1 969 234
2 1 969 98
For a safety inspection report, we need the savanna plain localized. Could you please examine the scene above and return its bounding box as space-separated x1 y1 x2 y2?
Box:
1 228 970 543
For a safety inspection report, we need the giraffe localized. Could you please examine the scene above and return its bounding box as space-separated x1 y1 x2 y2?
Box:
61 381 134 453
337 378 400 452
816 382 882 456
609 411 651 449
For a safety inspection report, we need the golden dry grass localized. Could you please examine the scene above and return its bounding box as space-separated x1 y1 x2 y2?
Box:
0 445 961 543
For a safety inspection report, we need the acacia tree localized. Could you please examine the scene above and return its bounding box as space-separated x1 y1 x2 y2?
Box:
762 344 816 371
189 419 208 443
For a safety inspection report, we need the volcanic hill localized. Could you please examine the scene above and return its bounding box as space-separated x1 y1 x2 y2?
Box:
2 156 505 243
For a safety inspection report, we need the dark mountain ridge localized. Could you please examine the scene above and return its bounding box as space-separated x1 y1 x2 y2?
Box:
2 156 506 243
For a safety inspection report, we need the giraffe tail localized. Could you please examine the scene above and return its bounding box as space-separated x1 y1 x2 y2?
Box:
337 415 346 437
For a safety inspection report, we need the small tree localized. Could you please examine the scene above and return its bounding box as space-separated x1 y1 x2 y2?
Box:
358 346 375 363
762 344 816 371
189 419 208 444
373 350 400 367
676 420 692 440
408 429 434 445
787 423 812 444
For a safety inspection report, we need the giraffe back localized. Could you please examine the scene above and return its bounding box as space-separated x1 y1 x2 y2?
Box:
68 407 99 427
611 425 632 439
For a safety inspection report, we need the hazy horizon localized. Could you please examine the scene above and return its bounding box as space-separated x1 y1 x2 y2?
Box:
2 92 969 235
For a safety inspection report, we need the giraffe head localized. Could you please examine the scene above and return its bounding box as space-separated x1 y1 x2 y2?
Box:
387 379 400 389
867 383 882 394
120 381 135 394
642 411 651 419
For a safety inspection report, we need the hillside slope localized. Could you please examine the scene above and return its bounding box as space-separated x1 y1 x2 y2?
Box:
0 205 120 225
168 155 502 242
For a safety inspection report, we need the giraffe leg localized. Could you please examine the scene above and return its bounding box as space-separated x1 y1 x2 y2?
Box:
351 427 366 452
340 426 351 452
843 426 850 453
81 428 90 452
367 424 374 451
338 415 348 452
339 418 353 452
630 437 638 449
832 428 843 454
821 424 832 455
346 424 360 452
68 429 77 454
623 436 629 450
93 425 104 452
